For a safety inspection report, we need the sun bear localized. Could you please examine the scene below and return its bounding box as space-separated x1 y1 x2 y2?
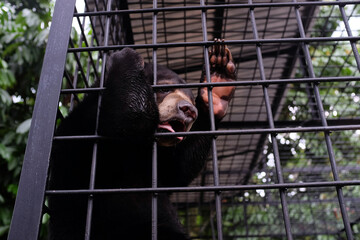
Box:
48 39 236 240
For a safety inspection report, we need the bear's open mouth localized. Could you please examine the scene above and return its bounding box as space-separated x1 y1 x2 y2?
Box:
158 120 186 141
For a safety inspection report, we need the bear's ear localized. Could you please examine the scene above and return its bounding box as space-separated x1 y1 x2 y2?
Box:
108 48 144 70
105 48 145 84
105 52 117 84
143 62 154 85
105 55 113 81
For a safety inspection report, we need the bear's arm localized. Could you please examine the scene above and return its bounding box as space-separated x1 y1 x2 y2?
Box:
158 40 236 187
98 48 159 144
50 48 159 189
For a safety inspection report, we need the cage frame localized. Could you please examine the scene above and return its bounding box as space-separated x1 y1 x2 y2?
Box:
8 0 360 239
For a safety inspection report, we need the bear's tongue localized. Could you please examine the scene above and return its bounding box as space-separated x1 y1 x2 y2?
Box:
158 123 184 141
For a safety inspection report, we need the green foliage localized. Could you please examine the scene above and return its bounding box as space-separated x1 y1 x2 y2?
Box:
0 1 53 239
0 1 98 237
312 5 341 38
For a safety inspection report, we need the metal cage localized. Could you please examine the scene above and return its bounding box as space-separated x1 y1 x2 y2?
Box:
8 0 360 239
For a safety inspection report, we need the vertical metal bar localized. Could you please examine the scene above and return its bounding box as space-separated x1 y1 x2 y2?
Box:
75 9 100 84
90 0 104 46
183 0 187 82
85 18 99 87
152 143 158 240
90 0 104 84
200 0 223 239
160 0 170 67
70 8 87 111
209 209 216 240
293 1 353 239
244 201 249 236
7 0 77 239
69 39 89 87
84 0 112 239
152 0 158 239
338 2 360 70
247 0 293 239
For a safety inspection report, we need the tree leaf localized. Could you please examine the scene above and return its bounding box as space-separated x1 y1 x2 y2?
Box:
16 118 32 134
7 184 18 196
0 225 10 237
0 88 12 105
2 132 15 145
0 144 10 160
1 32 20 43
0 59 8 68
8 156 18 171
22 9 40 27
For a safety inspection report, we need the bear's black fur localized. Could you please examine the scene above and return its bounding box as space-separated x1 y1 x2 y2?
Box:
48 46 235 240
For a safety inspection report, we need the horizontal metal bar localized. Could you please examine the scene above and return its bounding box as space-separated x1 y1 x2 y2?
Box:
154 125 360 137
53 135 107 140
46 180 360 195
73 1 360 17
192 231 355 239
204 165 360 176
60 87 105 94
220 118 360 128
152 76 360 89
59 76 360 94
178 196 360 209
53 124 360 141
67 36 360 53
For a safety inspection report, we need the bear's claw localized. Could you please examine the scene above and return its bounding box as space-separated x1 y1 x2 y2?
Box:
200 39 236 119
209 38 236 79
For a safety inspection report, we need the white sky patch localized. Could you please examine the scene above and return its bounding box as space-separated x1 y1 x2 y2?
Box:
299 138 306 150
289 132 300 141
76 0 85 13
12 95 22 103
288 106 298 115
267 153 275 167
257 171 266 179
73 1 86 33
256 189 266 198
288 191 296 197
354 95 359 103
351 93 359 103
332 7 360 37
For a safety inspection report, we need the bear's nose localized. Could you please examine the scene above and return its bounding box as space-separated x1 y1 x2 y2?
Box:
178 100 198 120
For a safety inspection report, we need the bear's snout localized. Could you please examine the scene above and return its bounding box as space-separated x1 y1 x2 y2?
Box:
178 100 198 121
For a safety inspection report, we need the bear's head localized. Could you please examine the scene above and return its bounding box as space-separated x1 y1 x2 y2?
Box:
154 66 198 147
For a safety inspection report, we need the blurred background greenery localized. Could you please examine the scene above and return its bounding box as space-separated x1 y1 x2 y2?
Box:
0 1 53 238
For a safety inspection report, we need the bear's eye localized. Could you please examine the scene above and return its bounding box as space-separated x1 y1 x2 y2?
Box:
156 88 172 94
